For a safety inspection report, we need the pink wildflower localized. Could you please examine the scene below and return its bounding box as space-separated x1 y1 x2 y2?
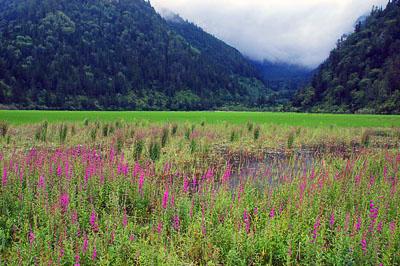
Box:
90 210 98 232
162 188 169 209
243 210 250 234
37 175 45 189
329 212 335 228
82 235 88 253
269 208 275 218
92 245 97 261
123 209 128 228
222 163 231 183
59 193 70 213
173 215 180 231
138 171 144 195
361 237 367 253
157 222 163 234
183 177 189 192
2 167 7 186
312 217 321 243
29 230 35 245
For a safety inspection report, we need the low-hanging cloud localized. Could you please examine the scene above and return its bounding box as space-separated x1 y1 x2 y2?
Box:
151 0 388 68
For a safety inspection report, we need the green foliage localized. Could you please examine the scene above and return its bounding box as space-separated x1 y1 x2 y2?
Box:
294 1 400 114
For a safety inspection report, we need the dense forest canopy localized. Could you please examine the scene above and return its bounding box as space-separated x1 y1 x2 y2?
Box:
0 0 274 110
293 0 400 114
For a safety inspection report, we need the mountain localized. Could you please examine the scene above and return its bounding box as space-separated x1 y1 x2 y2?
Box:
252 60 313 104
293 0 400 114
0 0 271 110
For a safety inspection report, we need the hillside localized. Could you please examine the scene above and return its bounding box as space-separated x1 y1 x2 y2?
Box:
293 0 400 114
0 0 270 110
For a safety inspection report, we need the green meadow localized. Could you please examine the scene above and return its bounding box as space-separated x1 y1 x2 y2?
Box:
1 110 399 127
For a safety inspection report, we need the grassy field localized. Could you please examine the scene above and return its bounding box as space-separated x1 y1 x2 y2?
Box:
0 115 399 265
1 110 400 127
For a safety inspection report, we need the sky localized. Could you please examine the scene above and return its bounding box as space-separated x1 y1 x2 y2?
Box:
151 0 388 68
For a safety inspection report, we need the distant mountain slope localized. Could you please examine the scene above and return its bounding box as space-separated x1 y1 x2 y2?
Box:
0 0 270 110
293 0 400 114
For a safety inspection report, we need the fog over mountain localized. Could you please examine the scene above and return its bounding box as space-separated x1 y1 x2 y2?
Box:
151 0 388 68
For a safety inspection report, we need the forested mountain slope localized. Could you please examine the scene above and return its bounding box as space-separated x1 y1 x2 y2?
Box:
293 0 400 114
0 0 270 110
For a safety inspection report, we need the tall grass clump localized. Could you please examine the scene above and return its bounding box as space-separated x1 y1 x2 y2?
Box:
102 123 109 137
116 134 124 153
184 127 191 140
149 140 161 161
71 124 76 136
189 139 197 153
34 121 48 142
161 126 169 148
230 130 239 142
90 127 97 141
83 118 89 126
247 121 254 132
361 129 372 147
134 137 145 160
171 123 178 136
58 124 68 143
253 125 260 140
0 120 9 137
287 131 295 149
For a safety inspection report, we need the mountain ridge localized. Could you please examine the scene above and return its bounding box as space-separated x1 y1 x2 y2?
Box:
0 0 272 110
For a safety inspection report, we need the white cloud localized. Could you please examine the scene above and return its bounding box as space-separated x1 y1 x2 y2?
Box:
151 0 388 68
